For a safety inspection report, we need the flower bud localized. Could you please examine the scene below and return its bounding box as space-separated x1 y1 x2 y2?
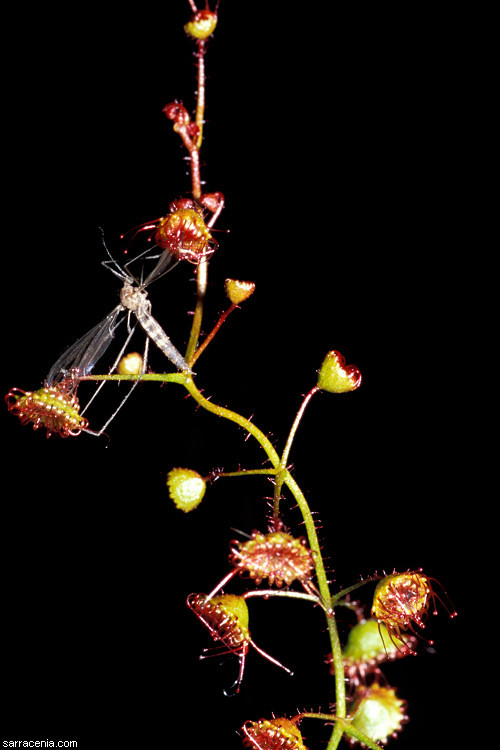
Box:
349 684 407 745
317 350 361 393
117 352 143 376
184 10 218 40
166 468 206 512
162 101 190 126
224 279 256 305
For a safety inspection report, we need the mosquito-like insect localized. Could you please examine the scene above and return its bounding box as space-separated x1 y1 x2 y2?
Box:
45 242 193 435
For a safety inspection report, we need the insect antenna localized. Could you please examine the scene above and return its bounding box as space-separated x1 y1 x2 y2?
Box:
98 228 138 284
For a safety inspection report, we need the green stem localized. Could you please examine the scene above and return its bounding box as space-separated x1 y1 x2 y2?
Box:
331 577 381 607
185 260 208 362
81 373 188 383
243 590 320 606
179 379 347 742
182 377 282 468
273 469 347 745
83 371 347 747
212 468 278 479
297 714 382 750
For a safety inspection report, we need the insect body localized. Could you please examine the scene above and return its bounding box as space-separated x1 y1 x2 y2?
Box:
118 282 192 374
45 245 192 387
39 247 192 435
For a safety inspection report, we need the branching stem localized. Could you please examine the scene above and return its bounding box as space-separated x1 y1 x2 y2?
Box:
188 302 237 367
297 714 382 750
83 370 348 746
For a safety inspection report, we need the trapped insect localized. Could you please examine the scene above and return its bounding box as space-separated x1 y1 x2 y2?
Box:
42 243 193 435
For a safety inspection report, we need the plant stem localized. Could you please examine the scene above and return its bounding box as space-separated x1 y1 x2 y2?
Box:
211 468 278 479
331 578 380 607
297 714 382 750
195 40 207 150
185 261 208 362
182 378 282 468
273 386 319 519
281 470 346 748
80 373 188 383
188 302 237 367
184 32 208 358
83 371 348 747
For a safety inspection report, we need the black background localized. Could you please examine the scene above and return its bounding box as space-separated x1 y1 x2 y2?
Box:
2 2 473 748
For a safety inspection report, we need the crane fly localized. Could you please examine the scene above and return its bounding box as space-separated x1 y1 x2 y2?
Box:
45 242 193 435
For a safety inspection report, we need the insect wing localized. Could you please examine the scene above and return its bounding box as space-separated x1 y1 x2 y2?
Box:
45 306 124 385
142 247 179 287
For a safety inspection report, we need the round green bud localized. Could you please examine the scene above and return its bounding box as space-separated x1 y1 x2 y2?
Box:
166 468 206 512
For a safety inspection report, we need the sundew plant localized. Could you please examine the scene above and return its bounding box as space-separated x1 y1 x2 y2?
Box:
2 3 463 748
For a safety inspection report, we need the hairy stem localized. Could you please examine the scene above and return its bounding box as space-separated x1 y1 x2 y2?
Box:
188 302 237 367
182 377 281 467
243 590 321 605
273 386 319 519
185 260 208 361
182 378 347 743
84 371 347 746
195 40 207 149
212 468 278 479
297 714 382 750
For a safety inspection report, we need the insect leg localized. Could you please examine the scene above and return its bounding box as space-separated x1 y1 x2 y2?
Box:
89 335 150 437
80 319 139 417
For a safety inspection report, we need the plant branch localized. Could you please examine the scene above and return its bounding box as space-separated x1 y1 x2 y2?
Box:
297 714 382 750
82 370 347 747
273 386 319 519
243 589 322 606
188 302 238 367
